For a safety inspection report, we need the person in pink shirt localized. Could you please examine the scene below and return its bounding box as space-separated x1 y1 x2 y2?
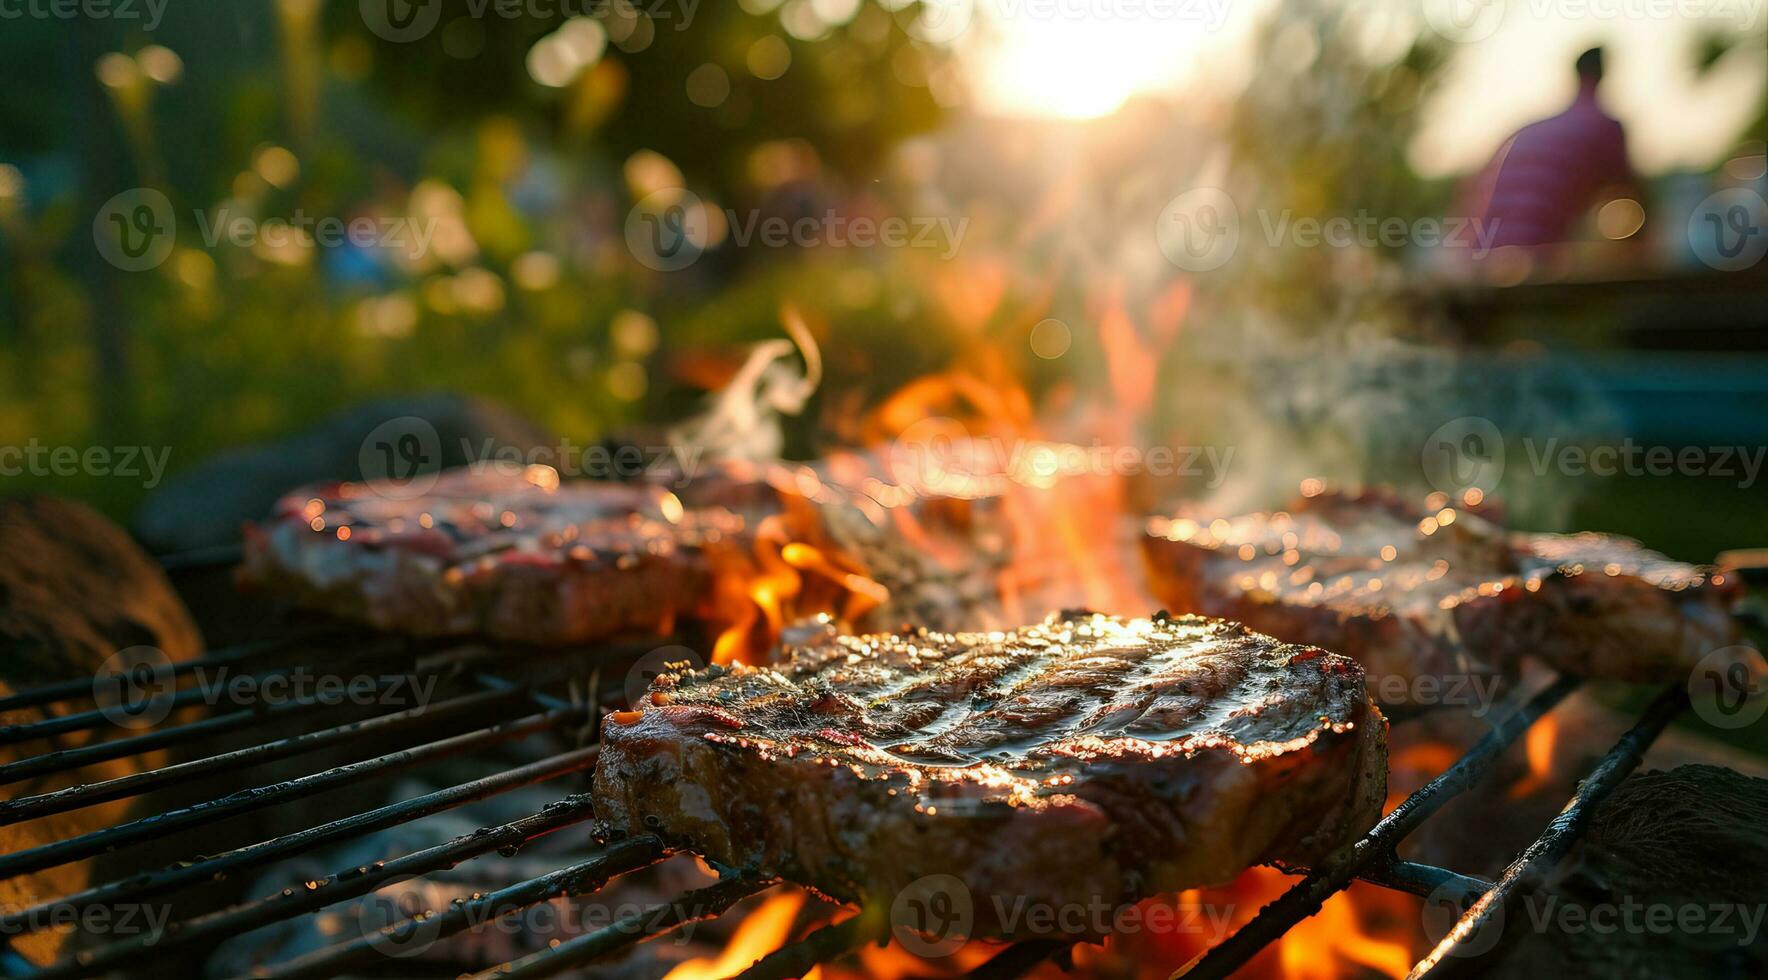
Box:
1464 47 1637 251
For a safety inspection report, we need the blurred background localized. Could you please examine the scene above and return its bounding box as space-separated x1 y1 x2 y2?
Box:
0 0 1764 556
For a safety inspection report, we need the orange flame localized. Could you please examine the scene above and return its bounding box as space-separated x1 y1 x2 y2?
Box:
1277 881 1415 980
1508 714 1559 799
662 889 806 980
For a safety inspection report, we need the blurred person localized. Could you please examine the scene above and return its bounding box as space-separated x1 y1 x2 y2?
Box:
1460 47 1637 254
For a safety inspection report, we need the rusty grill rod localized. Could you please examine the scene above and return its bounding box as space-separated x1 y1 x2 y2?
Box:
0 744 601 936
1406 682 1689 979
0 687 530 826
461 874 781 980
0 703 587 881
255 837 668 980
23 795 605 979
1173 672 1583 980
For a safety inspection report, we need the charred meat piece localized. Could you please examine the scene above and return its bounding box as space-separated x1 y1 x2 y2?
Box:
1143 488 1742 689
240 466 744 645
594 612 1387 938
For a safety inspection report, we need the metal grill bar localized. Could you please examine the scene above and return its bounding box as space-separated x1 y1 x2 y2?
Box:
734 909 886 980
1173 673 1582 980
972 940 1072 980
1355 859 1490 900
0 635 334 715
0 687 527 826
24 795 603 979
0 696 341 786
0 704 585 881
255 837 667 980
0 745 600 935
460 875 779 980
1406 683 1689 978
0 679 289 749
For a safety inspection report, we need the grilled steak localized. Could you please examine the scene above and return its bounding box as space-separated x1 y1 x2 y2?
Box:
594 612 1387 938
1143 488 1742 689
240 466 743 645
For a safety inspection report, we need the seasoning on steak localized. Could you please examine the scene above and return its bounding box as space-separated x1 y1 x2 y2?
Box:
240 465 744 645
1143 487 1742 690
593 611 1387 938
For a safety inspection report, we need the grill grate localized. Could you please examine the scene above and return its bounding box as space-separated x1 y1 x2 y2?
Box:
0 568 1714 980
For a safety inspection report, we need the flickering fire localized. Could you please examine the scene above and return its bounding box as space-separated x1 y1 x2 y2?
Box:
662 889 808 980
1508 714 1560 799
673 312 1454 978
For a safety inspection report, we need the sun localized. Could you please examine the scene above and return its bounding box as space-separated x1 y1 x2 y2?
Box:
962 5 1228 119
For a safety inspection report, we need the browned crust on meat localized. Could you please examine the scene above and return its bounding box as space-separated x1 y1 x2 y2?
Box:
239 466 743 645
1142 489 1743 687
593 612 1387 937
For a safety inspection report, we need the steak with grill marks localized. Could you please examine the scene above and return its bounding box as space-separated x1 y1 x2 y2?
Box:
1142 488 1743 690
240 466 744 645
593 612 1387 937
